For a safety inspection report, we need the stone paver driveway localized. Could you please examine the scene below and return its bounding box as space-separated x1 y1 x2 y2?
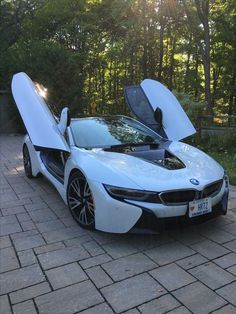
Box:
0 134 236 314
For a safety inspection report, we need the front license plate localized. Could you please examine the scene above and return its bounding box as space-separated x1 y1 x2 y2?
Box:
189 198 212 218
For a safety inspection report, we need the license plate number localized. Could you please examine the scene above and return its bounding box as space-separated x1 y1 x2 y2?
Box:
189 198 212 218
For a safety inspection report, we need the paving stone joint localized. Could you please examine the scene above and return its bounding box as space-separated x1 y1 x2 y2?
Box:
0 135 236 314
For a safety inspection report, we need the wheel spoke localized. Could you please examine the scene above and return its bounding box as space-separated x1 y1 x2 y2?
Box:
79 206 88 224
87 205 95 217
87 200 94 208
84 182 91 197
68 176 95 227
69 196 82 210
78 206 84 223
23 148 31 176
70 179 81 199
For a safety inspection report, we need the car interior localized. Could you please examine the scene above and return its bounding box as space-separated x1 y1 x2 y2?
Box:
40 150 68 183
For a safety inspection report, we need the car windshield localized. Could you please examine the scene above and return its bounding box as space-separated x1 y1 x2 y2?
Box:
70 116 162 148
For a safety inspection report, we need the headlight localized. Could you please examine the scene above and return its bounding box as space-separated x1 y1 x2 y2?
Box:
104 184 161 203
224 171 229 188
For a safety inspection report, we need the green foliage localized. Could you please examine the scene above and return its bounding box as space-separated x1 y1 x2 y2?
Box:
208 151 236 185
0 0 235 117
173 90 205 125
197 133 236 153
185 132 236 185
0 0 234 180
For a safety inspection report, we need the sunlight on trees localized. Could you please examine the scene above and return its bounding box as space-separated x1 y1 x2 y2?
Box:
0 0 235 117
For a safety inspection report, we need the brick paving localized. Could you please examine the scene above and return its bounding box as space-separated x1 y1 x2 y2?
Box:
0 134 236 314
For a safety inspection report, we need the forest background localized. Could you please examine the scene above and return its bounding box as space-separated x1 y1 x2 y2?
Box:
0 0 235 182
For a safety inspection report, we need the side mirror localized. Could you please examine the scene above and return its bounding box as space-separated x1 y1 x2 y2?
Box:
154 107 163 126
58 107 70 135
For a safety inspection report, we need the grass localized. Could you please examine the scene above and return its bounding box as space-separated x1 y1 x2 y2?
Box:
186 133 236 186
206 151 236 186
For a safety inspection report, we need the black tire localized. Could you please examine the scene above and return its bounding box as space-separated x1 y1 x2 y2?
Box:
67 171 95 230
23 145 34 179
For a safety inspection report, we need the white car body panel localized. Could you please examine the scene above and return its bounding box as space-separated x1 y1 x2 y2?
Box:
141 79 196 141
14 72 228 233
24 136 41 177
127 180 226 218
24 136 67 201
24 133 226 233
77 143 224 192
12 73 70 152
89 181 142 233
24 138 143 233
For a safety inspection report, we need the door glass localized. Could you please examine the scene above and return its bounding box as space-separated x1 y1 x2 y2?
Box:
124 85 157 129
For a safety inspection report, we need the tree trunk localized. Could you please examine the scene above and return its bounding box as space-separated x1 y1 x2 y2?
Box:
228 74 236 116
113 60 118 100
183 0 213 114
158 0 165 81
169 34 177 90
212 66 221 108
194 47 199 99
184 35 192 92
109 61 112 98
142 0 148 78
158 18 165 81
194 0 213 114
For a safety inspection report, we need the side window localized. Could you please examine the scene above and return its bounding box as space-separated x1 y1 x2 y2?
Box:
124 85 157 127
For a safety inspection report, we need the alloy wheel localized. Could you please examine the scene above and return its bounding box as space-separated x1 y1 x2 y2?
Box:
23 145 33 178
68 174 95 228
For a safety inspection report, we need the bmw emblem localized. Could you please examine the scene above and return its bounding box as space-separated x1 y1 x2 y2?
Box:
190 178 199 185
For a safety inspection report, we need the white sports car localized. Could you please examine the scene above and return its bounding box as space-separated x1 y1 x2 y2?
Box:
12 72 229 233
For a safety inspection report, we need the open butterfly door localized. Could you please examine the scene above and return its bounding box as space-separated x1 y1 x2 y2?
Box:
12 72 70 152
124 79 196 141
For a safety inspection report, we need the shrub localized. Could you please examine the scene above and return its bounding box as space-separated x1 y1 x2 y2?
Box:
185 132 236 154
173 90 206 125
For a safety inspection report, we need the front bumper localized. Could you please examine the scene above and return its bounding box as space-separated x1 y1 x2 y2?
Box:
126 180 227 218
89 179 228 234
131 188 229 232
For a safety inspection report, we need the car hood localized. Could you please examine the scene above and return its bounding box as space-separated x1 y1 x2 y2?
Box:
87 141 224 191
